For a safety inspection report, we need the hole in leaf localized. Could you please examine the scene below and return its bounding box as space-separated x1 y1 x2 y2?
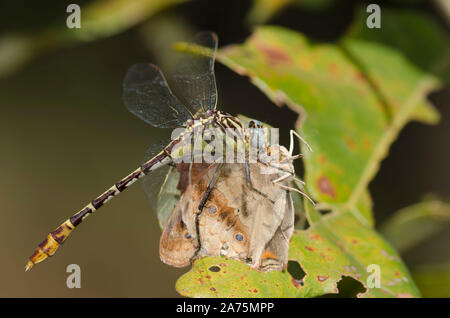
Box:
320 209 332 216
287 260 306 281
208 265 221 272
317 276 366 298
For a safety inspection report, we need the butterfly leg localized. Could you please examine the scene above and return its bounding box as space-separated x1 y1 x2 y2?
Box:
272 172 291 184
276 182 316 206
289 129 312 157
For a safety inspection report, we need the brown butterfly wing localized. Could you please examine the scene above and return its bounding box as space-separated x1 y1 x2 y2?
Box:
198 170 251 261
258 147 296 270
161 146 296 272
159 200 198 268
179 164 252 262
259 190 294 271
237 162 288 269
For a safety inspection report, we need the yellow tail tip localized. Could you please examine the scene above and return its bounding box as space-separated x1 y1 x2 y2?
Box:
25 262 34 272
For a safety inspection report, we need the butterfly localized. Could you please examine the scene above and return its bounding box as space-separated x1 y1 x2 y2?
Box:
158 131 313 271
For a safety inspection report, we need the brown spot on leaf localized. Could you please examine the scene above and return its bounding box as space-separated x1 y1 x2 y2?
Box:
210 287 216 291
328 63 339 75
259 44 291 66
351 239 358 244
299 58 312 70
346 137 357 151
317 176 336 199
253 288 259 293
197 278 204 285
317 275 329 282
318 155 327 164
305 246 315 252
310 233 324 241
354 71 366 82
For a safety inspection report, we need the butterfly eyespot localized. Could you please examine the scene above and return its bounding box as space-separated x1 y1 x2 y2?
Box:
248 120 255 128
235 234 244 242
185 233 191 239
209 206 216 214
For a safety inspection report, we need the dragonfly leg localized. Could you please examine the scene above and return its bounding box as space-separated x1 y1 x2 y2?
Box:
244 161 252 187
191 162 224 262
197 163 224 212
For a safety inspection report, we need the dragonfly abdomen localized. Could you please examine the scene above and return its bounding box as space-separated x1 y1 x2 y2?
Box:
25 149 175 271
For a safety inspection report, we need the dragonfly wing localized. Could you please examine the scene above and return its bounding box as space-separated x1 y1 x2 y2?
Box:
141 140 177 227
142 143 223 229
173 31 218 114
123 63 192 128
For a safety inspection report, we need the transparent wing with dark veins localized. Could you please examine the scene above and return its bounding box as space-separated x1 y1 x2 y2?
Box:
123 63 192 128
141 139 178 228
141 139 226 229
173 31 218 114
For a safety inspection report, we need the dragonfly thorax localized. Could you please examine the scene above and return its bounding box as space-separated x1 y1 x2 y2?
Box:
184 110 244 132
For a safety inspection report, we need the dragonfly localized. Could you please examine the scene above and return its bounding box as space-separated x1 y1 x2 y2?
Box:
25 31 253 271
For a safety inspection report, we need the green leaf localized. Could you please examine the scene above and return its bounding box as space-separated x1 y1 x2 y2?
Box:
176 257 299 297
380 200 450 253
173 9 449 298
218 9 447 223
246 0 295 26
176 210 420 297
62 0 187 42
411 263 450 298
246 0 335 26
344 9 450 86
0 0 186 78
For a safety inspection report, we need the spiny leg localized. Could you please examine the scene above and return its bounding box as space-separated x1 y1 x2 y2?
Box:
266 159 315 205
264 145 315 205
276 182 315 206
191 162 224 261
197 162 224 212
289 129 312 156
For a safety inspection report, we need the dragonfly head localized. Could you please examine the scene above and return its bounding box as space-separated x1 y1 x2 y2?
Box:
248 120 263 129
248 120 267 151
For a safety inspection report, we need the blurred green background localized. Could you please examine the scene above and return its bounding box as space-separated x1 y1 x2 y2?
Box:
0 0 448 297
